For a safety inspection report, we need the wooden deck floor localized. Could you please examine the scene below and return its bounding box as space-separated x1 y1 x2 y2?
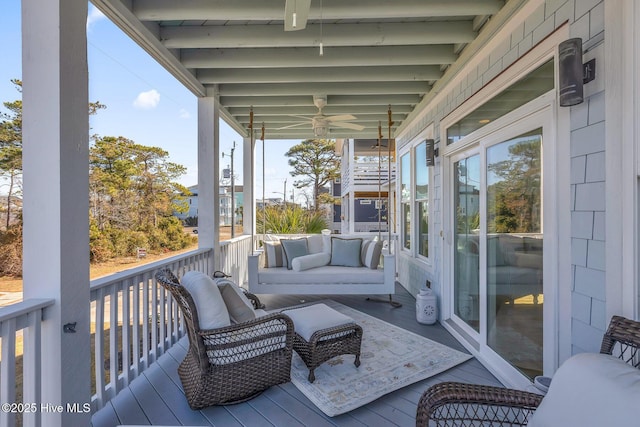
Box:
91 284 502 427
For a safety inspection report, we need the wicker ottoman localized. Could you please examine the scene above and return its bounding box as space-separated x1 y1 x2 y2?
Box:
282 303 363 383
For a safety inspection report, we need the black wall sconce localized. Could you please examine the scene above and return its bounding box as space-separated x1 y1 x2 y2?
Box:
558 38 584 106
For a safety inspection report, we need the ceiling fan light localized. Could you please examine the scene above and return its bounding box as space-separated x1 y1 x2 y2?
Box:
314 126 328 137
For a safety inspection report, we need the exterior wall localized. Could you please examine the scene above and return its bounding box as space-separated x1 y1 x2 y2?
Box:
396 0 606 359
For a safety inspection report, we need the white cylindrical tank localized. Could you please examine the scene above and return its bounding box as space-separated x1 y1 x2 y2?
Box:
416 285 437 325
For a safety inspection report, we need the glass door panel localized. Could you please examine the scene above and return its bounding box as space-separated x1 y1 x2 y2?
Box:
453 155 480 331
486 129 543 379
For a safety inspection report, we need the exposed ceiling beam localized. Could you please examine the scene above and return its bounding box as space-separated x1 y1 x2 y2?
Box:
229 105 414 116
261 129 393 140
197 66 442 84
181 45 457 68
160 22 476 49
134 0 504 21
238 114 407 124
221 94 422 108
217 82 431 96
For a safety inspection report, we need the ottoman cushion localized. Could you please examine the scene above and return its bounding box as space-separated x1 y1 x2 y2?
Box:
283 303 354 341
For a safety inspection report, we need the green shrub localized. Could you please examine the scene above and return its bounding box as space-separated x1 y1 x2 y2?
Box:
257 205 327 234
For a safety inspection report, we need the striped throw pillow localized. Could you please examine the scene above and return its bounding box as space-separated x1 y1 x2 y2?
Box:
264 241 286 268
361 240 383 269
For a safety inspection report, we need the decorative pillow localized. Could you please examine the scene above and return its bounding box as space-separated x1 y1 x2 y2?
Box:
280 238 309 269
361 239 383 269
264 241 286 268
214 278 256 324
292 252 331 272
330 237 363 267
306 234 324 254
181 271 230 329
321 229 333 254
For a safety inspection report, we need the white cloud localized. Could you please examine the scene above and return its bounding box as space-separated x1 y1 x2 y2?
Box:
87 6 106 31
133 89 161 110
179 108 191 119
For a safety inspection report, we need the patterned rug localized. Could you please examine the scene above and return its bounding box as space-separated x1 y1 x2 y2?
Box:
290 301 473 416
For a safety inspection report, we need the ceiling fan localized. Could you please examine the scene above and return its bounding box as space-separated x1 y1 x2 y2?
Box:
277 95 366 137
284 0 311 31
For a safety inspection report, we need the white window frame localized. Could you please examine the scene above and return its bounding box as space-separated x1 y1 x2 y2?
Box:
397 125 435 262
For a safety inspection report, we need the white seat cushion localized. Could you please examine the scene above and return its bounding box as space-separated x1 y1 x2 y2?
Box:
282 303 355 341
527 353 640 427
258 265 384 284
181 271 230 329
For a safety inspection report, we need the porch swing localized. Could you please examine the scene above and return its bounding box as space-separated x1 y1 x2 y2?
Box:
246 109 398 302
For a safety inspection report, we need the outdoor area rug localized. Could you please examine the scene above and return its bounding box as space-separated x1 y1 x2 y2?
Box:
289 300 473 417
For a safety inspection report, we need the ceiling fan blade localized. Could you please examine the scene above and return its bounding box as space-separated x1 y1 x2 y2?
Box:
284 0 311 31
288 114 314 121
326 114 357 122
276 122 309 130
332 122 366 131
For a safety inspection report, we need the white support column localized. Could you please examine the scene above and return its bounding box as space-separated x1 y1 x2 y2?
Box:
605 0 638 320
242 136 255 242
349 139 356 234
198 96 220 272
22 1 90 425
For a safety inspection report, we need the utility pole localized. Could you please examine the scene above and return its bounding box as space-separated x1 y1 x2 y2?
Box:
283 178 287 207
222 141 236 238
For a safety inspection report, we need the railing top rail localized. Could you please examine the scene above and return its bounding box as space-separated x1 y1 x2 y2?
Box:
0 298 55 322
90 247 212 291
219 234 253 247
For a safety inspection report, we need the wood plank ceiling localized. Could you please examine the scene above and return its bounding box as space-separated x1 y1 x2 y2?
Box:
92 0 509 140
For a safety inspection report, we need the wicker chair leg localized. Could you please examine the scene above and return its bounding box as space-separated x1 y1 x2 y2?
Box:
354 354 361 367
308 369 316 383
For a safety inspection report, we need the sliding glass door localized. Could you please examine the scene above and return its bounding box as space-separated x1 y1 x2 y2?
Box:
486 129 543 379
448 120 549 384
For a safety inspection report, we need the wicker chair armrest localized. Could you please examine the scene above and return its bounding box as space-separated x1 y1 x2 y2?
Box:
199 313 294 365
242 289 266 310
416 382 543 427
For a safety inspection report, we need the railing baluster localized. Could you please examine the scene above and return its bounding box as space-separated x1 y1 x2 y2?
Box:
22 308 42 427
109 287 119 394
159 277 167 353
150 276 158 363
1 317 17 427
94 287 106 408
141 273 150 370
131 278 140 378
121 281 131 387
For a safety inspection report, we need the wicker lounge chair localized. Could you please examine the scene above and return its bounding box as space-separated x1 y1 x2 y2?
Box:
155 269 294 409
416 315 640 426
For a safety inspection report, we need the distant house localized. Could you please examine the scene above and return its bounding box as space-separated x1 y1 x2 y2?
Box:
334 138 396 234
173 184 243 226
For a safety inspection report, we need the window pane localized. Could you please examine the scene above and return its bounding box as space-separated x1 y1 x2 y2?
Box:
454 155 480 332
447 60 554 145
418 201 428 257
486 128 543 380
401 153 411 202
415 142 428 200
403 202 411 250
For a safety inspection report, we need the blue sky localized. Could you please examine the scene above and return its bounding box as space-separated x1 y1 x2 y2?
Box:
0 2 300 203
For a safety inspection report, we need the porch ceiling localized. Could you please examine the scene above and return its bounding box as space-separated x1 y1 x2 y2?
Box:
92 0 516 140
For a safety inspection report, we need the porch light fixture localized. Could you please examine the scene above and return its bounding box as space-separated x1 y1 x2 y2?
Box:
314 125 328 137
425 139 435 167
558 38 584 106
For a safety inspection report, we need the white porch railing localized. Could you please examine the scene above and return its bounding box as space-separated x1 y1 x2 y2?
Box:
0 298 55 427
89 248 213 413
342 161 396 194
1 238 254 423
219 234 254 285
